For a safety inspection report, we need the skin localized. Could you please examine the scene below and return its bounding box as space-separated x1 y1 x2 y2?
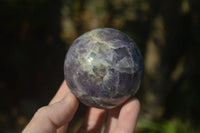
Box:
22 81 140 133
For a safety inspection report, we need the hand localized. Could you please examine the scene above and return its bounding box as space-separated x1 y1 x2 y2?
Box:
23 81 140 133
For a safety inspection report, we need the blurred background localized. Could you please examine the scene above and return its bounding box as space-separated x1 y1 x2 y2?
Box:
0 0 200 132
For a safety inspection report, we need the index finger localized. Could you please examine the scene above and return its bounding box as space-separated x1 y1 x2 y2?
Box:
49 80 71 105
116 98 140 133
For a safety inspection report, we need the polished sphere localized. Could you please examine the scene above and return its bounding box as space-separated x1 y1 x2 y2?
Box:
64 28 144 109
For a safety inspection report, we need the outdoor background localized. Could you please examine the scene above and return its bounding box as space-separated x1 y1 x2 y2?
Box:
1 0 200 132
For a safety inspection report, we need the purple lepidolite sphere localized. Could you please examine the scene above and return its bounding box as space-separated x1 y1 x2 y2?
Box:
64 28 144 109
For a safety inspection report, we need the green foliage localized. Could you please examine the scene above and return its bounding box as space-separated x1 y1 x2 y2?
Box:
138 119 200 133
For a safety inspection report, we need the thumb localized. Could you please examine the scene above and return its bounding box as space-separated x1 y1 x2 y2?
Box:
23 92 79 133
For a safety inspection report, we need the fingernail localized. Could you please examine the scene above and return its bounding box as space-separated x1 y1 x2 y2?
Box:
60 93 70 103
60 92 78 105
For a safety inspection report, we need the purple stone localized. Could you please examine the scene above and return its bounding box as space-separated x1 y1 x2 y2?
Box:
64 28 144 109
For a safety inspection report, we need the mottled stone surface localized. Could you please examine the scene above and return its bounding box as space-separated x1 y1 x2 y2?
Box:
64 28 144 109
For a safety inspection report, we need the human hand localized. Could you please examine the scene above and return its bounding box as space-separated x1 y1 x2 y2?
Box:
23 81 140 133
